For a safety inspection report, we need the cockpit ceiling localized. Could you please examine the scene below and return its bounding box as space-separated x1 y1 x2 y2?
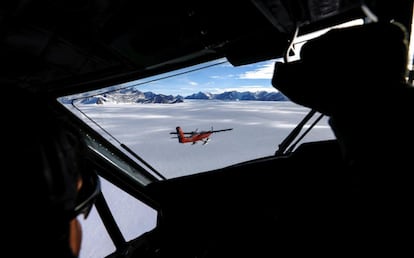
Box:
1 0 412 96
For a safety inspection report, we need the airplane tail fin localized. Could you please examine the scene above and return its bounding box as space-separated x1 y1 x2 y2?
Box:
176 126 185 143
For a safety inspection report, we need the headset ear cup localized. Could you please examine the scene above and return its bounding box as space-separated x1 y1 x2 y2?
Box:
40 129 79 215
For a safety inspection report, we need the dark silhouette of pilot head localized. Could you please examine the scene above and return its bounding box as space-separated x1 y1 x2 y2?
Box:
272 21 414 167
6 88 99 258
272 21 409 116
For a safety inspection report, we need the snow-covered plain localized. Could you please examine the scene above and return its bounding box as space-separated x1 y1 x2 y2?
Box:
75 100 334 178
75 100 335 258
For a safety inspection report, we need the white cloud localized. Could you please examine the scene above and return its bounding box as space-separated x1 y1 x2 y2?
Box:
238 60 277 79
210 74 236 79
218 85 278 93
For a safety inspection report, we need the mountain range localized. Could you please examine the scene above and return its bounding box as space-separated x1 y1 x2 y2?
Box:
61 88 288 104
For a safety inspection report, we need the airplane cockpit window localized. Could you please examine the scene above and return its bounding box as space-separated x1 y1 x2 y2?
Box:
60 57 335 181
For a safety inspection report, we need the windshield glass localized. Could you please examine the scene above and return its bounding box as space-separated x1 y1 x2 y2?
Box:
60 58 335 179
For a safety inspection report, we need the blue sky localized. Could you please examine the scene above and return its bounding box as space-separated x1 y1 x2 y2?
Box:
127 58 282 96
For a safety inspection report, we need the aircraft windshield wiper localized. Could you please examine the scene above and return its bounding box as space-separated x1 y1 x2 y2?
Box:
275 109 324 156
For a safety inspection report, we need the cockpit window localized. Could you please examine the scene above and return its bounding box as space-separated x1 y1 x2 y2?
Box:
60 58 335 180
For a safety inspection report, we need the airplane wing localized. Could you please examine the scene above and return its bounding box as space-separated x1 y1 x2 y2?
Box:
170 127 198 135
170 127 232 134
211 128 233 133
169 131 194 135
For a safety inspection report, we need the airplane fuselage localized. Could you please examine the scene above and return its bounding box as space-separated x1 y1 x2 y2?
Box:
176 126 212 144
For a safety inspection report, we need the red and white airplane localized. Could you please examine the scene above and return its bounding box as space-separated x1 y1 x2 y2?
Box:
170 126 233 145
